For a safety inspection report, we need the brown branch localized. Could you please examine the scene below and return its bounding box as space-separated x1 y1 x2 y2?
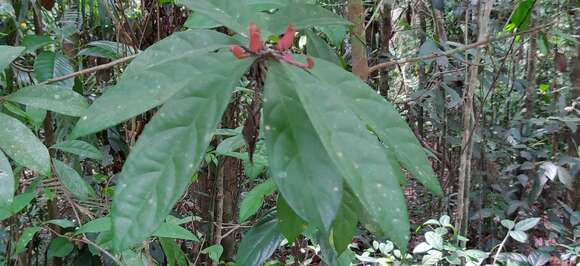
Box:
43 54 138 84
368 21 557 74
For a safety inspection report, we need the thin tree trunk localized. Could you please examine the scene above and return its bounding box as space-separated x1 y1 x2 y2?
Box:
347 0 369 80
524 9 537 119
456 0 493 238
379 0 392 96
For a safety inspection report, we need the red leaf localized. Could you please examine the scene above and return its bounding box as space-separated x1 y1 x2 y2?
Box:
276 24 295 51
249 23 263 53
229 45 249 59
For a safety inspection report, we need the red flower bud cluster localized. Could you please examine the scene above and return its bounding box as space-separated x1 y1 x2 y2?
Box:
229 23 314 69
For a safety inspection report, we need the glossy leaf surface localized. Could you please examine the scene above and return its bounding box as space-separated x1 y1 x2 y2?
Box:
0 150 14 207
53 159 96 201
239 179 276 223
52 140 104 160
236 214 284 266
0 45 24 71
7 85 88 117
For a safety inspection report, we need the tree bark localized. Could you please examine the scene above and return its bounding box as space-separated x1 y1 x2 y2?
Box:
347 0 369 80
379 0 392 96
456 0 493 238
524 10 537 119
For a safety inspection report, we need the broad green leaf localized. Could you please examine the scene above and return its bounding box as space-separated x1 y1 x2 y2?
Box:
236 214 284 266
78 41 137 60
76 216 111 235
0 45 24 71
176 0 270 37
110 54 252 251
201 245 224 263
53 159 96 201
270 61 410 249
7 85 88 117
44 219 76 228
268 4 349 34
21 35 54 54
305 30 341 66
153 223 199 241
0 150 15 207
184 12 221 29
159 238 188 266
277 195 307 242
509 230 528 243
0 113 51 175
308 58 443 196
239 179 277 223
264 62 343 231
72 30 242 138
332 188 359 254
514 217 540 232
413 242 432 254
47 237 74 257
34 52 74 87
0 192 35 221
504 0 535 32
15 227 41 254
52 140 104 160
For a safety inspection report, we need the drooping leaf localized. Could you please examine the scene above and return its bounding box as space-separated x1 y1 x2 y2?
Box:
159 238 189 266
71 30 243 138
153 222 199 241
308 58 443 196
0 192 35 221
0 113 51 175
15 227 41 254
0 45 24 71
53 159 96 201
305 30 341 66
76 216 111 235
236 214 284 266
332 188 359 254
277 195 307 242
47 237 74 257
239 179 277 223
264 62 343 231
52 140 104 160
0 150 15 207
44 219 76 229
270 61 411 249
7 85 88 117
509 230 528 243
201 245 224 263
34 51 74 87
78 41 136 60
110 53 252 251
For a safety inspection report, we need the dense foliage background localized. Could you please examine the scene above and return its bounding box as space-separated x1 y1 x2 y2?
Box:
0 0 578 265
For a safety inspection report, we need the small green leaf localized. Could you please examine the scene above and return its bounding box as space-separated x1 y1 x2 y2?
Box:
7 85 88 117
501 219 515 230
277 195 307 242
44 219 76 228
514 217 540 232
159 238 188 266
34 52 74 87
52 140 104 160
0 150 15 207
153 223 199 241
509 230 528 243
0 113 51 175
0 45 24 71
305 30 341 66
439 215 451 227
53 159 96 201
78 41 137 60
15 227 41 254
48 237 74 257
412 242 432 254
76 216 111 235
239 179 277 223
201 244 223 263
236 214 284 266
9 192 35 215
425 231 443 250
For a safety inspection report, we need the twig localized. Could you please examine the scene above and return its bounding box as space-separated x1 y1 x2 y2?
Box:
42 54 138 84
367 21 556 74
